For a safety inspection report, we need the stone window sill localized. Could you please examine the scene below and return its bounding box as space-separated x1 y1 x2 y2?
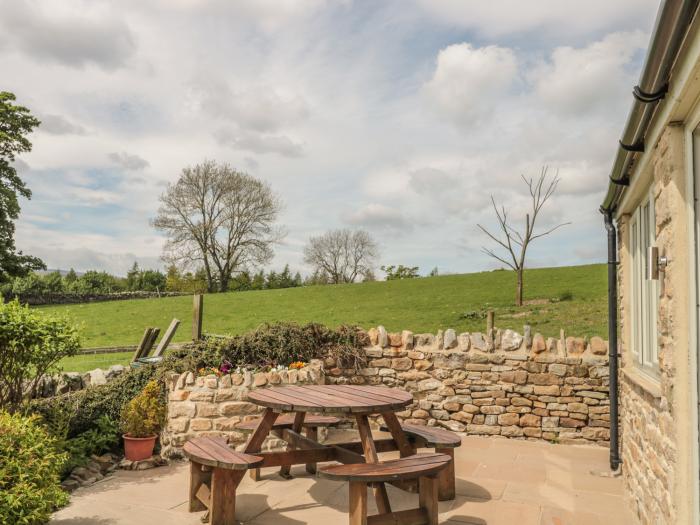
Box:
622 367 662 399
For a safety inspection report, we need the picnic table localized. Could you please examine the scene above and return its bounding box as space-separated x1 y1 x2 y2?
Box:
185 384 459 525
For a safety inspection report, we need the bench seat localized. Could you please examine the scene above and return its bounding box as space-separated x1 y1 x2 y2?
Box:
379 423 462 448
319 453 451 482
379 422 461 501
320 454 450 525
183 437 263 470
184 437 263 525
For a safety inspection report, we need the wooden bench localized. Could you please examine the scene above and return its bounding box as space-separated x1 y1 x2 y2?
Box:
379 423 461 501
320 453 452 525
235 413 340 478
183 437 263 525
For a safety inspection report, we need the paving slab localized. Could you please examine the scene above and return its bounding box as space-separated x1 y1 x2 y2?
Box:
52 435 633 525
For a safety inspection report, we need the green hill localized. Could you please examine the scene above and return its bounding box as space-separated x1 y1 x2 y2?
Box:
47 264 607 372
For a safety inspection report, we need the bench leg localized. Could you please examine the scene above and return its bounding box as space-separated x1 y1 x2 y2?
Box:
349 481 367 525
189 461 208 512
279 412 305 479
249 468 261 481
305 427 318 474
435 448 455 501
419 476 439 525
210 468 237 525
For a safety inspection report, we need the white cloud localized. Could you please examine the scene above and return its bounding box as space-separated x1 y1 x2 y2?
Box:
37 113 86 135
343 204 412 232
215 128 305 157
0 0 136 70
533 31 648 116
192 80 309 133
424 43 517 126
109 151 150 171
414 0 659 38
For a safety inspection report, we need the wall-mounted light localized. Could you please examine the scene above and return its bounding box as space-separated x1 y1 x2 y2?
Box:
647 246 668 280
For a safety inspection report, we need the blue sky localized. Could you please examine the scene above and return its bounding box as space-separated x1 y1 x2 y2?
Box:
0 0 660 276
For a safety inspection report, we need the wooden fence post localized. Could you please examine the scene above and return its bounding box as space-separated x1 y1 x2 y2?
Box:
486 310 495 336
192 294 203 341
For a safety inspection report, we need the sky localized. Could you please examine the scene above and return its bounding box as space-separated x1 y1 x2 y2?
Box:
0 0 661 277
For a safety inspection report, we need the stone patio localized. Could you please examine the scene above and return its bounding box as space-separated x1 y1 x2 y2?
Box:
51 434 632 525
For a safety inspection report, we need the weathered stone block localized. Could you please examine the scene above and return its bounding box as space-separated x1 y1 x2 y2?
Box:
519 414 541 427
219 402 259 417
190 418 212 431
391 357 413 371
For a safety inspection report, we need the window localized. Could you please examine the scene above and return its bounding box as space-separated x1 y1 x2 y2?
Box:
628 192 659 375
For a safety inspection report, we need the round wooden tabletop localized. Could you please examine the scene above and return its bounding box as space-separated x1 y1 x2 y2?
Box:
247 384 413 414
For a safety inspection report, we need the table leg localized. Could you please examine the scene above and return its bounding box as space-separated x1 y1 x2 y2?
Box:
231 408 280 488
382 411 418 493
381 411 414 457
305 426 318 474
279 411 305 479
355 414 391 514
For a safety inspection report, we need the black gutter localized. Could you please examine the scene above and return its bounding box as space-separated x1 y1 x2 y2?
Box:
604 211 621 471
601 0 699 213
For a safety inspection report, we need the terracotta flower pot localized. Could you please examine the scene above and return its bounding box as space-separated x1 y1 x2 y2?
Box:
123 434 157 461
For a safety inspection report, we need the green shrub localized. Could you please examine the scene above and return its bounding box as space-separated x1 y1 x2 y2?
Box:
0 299 81 410
28 364 162 438
196 322 368 371
121 380 166 437
42 409 120 478
0 411 68 524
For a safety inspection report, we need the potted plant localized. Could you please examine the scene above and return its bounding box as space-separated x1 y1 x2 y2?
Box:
121 380 166 461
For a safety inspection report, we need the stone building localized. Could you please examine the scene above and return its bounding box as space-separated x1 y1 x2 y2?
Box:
601 1 700 523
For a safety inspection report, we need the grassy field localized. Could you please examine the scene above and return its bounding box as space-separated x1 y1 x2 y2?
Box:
48 264 608 372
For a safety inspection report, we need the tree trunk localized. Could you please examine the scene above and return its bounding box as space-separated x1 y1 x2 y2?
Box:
218 271 229 292
516 269 523 307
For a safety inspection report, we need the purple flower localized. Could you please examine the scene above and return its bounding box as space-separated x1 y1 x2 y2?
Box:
219 360 233 374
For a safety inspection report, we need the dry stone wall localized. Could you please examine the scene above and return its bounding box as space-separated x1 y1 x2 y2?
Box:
162 326 610 457
162 363 326 457
327 327 610 443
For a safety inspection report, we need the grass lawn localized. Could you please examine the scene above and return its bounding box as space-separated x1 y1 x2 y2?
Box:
51 264 607 372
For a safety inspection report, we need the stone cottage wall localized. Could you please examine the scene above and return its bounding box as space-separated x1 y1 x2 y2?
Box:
617 125 694 524
162 326 610 457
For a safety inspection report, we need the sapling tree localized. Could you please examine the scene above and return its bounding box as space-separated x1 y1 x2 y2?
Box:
477 167 569 306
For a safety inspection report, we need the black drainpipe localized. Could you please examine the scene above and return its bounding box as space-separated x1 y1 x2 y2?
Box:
604 210 621 470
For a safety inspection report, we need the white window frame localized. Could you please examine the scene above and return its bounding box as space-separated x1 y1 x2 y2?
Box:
629 190 659 376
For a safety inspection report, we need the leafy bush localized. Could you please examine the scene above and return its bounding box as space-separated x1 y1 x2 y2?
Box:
381 264 420 280
29 364 163 438
40 406 120 478
121 380 166 438
0 411 68 524
195 322 368 371
0 299 80 410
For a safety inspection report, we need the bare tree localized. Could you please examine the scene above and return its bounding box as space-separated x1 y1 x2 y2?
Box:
153 161 283 292
303 229 379 284
477 167 569 306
